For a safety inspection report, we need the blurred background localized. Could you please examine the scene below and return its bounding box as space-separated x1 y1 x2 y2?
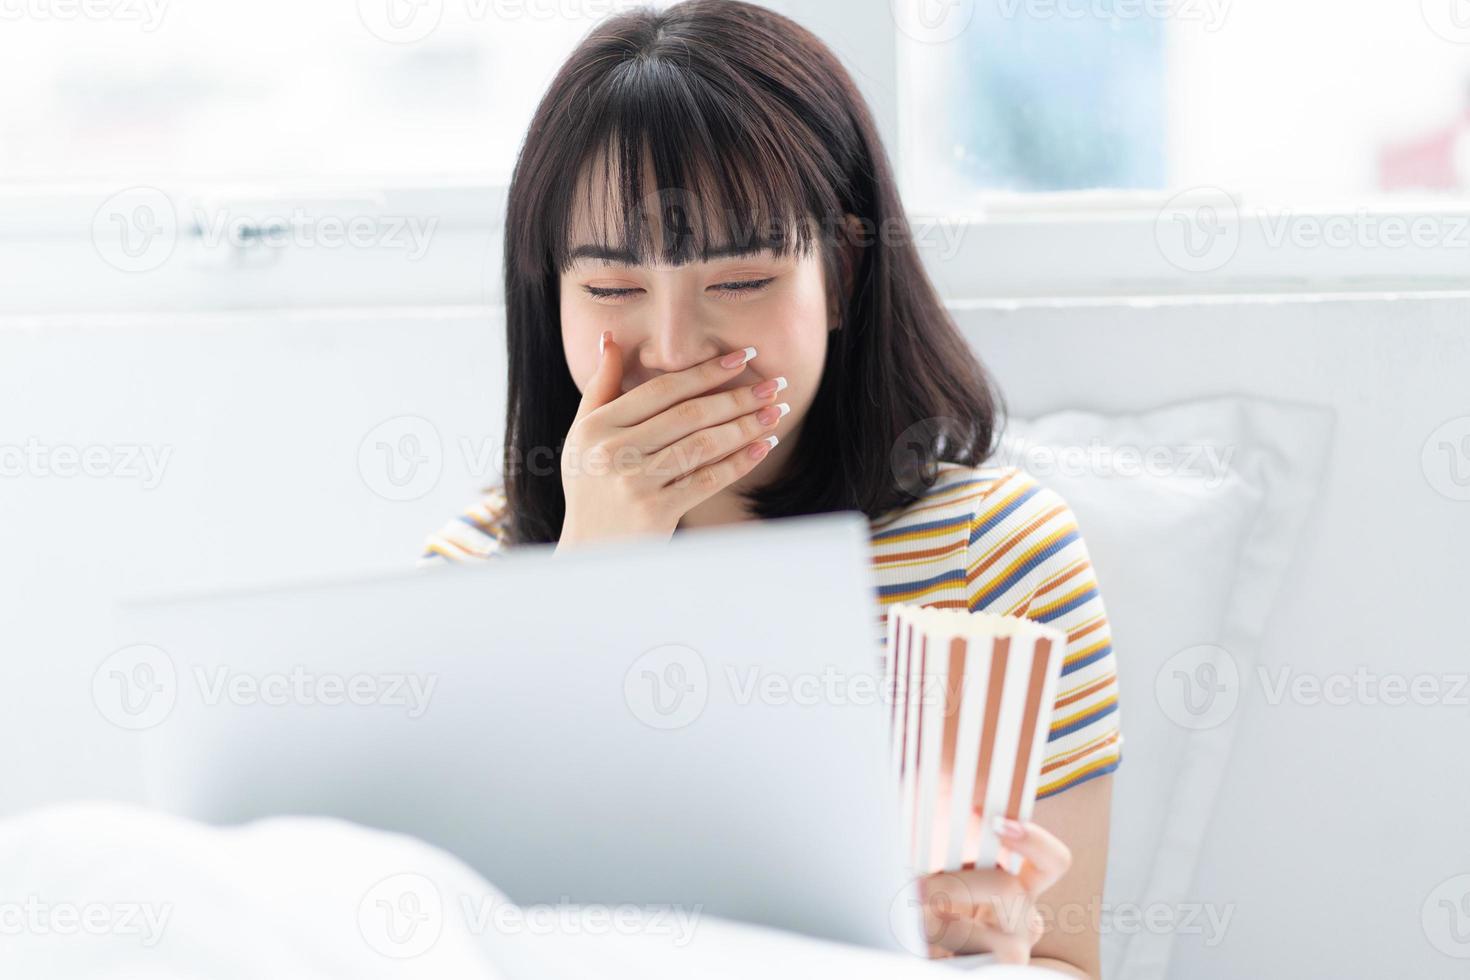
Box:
9 0 1470 197
2 2 1468 979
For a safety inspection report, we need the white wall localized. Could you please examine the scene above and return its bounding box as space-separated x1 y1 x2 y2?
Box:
958 295 1470 980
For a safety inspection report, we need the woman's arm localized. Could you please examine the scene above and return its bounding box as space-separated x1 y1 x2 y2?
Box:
1028 773 1114 979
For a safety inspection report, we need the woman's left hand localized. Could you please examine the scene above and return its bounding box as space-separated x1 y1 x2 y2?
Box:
916 817 1072 964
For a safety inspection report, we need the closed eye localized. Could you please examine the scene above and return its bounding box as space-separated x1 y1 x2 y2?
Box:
581 277 776 302
583 285 641 300
711 277 775 295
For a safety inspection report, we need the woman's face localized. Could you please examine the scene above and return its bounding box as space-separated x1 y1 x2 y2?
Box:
558 217 832 456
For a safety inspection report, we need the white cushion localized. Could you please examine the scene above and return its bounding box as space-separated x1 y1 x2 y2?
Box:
1002 396 1333 980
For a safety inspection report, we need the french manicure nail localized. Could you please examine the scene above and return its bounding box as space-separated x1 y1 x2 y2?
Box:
748 434 778 459
599 330 611 357
752 376 787 398
992 816 1025 840
721 346 757 369
756 402 790 426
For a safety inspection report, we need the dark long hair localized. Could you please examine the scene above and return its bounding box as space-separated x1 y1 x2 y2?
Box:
501 0 1001 544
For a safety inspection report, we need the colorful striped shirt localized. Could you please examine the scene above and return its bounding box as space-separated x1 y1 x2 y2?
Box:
420 463 1122 798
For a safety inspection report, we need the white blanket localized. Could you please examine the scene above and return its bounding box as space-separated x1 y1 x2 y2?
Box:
0 802 1058 978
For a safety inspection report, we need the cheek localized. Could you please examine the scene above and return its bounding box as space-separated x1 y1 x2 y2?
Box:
744 281 828 414
559 289 600 392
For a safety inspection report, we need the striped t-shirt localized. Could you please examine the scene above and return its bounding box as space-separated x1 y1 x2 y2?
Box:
420 463 1121 798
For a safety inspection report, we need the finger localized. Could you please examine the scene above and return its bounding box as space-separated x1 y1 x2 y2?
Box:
625 374 788 454
648 402 787 484
663 431 778 511
921 869 1029 931
573 330 625 425
602 345 759 428
994 817 1072 896
919 871 1035 959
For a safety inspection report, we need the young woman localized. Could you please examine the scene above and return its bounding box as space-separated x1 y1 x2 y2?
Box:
422 2 1121 974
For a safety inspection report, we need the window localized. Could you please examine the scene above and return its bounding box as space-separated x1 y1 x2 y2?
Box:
898 0 1470 205
0 0 651 183
3 0 1468 313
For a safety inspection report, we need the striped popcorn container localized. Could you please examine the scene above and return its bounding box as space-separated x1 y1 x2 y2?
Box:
884 605 1066 877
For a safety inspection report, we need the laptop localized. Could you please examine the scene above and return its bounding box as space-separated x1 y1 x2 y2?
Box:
113 510 924 954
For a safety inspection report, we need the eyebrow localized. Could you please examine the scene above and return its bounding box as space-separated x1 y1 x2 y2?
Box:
567 241 779 265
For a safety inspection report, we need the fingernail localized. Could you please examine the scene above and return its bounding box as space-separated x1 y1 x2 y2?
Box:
721 346 757 369
748 434 778 459
751 376 787 398
756 402 790 426
599 330 611 358
992 816 1025 841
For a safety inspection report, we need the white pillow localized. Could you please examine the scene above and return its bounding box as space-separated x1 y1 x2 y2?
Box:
1001 396 1333 980
0 801 510 978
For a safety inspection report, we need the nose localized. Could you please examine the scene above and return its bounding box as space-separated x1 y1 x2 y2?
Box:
635 299 718 378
